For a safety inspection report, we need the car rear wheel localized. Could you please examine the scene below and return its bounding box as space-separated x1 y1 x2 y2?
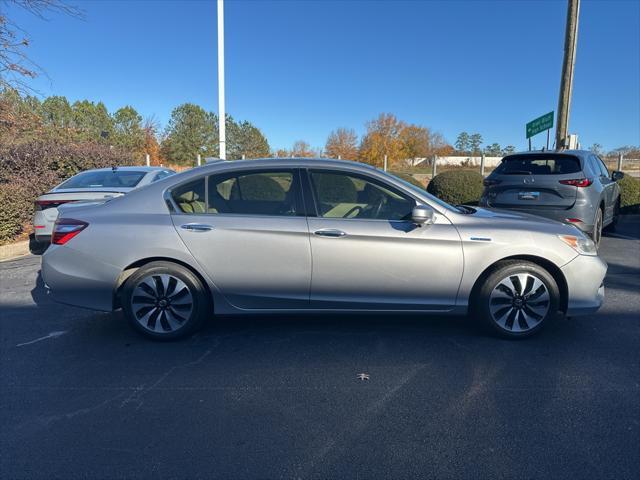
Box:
122 261 209 340
475 260 559 339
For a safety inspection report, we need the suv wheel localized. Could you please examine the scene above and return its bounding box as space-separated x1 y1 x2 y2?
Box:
122 261 209 340
475 260 559 339
592 208 603 247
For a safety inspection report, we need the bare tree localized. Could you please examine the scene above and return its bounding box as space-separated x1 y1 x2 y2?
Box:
325 127 358 160
290 140 315 158
1 0 82 92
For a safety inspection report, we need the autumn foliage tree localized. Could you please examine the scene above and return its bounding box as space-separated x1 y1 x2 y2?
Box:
358 113 406 168
325 127 358 160
358 113 452 167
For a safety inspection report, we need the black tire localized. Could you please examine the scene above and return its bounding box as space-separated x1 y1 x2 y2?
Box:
604 199 620 233
473 260 560 339
591 208 603 247
29 233 49 255
122 261 209 341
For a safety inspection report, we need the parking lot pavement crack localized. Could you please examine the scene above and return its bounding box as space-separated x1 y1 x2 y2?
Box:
120 348 213 410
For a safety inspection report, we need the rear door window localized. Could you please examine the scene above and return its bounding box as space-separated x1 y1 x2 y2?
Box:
208 170 300 216
596 156 610 177
494 154 581 175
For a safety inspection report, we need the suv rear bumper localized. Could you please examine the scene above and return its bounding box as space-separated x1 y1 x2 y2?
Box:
479 201 594 234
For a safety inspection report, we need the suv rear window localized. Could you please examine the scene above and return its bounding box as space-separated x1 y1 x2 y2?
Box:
494 154 581 175
58 170 146 188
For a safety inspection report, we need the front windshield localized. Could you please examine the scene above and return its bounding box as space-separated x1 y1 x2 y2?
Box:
58 170 146 189
386 172 462 213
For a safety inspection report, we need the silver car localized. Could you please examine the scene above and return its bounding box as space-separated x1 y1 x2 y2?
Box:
41 158 606 340
31 166 175 253
480 150 624 246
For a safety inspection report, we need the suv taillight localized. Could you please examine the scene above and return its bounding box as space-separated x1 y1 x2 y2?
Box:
559 178 593 187
483 178 502 187
52 218 88 245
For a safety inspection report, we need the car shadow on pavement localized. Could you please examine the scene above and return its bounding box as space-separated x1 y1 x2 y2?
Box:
603 214 640 240
30 270 50 306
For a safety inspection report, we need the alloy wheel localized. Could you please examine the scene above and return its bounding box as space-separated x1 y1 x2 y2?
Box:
130 274 194 333
489 273 550 333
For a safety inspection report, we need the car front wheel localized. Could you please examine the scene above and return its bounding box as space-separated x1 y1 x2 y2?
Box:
475 260 560 339
122 261 209 340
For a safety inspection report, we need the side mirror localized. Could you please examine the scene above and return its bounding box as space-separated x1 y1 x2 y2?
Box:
612 171 625 182
412 205 435 226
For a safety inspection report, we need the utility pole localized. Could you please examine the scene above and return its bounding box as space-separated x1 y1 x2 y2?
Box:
217 0 226 159
556 0 580 150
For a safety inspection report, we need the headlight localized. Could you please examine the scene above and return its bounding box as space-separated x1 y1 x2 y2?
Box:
558 234 597 256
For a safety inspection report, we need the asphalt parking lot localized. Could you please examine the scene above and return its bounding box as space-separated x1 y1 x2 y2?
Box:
1 217 639 479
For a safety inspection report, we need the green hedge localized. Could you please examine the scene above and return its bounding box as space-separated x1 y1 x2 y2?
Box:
426 169 484 205
0 141 136 244
619 175 640 213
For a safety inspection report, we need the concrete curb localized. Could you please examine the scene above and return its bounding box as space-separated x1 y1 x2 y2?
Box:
0 240 30 262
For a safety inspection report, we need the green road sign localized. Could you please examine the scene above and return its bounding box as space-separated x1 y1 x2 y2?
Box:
526 111 554 139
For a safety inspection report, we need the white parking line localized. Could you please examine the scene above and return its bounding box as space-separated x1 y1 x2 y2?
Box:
16 331 67 347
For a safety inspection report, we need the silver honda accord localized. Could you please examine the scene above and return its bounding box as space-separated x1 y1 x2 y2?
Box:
41 158 606 340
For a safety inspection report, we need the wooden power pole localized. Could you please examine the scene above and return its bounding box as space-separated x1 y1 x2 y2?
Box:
556 0 580 150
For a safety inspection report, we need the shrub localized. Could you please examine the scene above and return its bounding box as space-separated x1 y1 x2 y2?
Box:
0 182 33 243
389 171 424 189
618 175 640 213
0 141 137 245
426 169 484 205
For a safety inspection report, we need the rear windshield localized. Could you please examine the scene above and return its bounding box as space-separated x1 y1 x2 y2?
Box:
58 170 146 189
494 154 581 175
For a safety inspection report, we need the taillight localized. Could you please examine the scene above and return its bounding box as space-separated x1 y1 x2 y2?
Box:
52 218 88 245
483 178 501 187
559 178 593 187
35 199 74 211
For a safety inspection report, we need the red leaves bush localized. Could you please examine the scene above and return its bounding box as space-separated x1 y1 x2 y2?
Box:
0 141 136 243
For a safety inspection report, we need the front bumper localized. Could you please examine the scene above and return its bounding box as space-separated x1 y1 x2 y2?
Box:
561 254 607 316
42 245 121 312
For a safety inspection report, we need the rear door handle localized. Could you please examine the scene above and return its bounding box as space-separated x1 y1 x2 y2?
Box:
314 229 347 238
181 223 214 232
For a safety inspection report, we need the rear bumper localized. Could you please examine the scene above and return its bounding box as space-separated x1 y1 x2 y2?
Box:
33 208 57 241
41 245 120 312
561 254 607 316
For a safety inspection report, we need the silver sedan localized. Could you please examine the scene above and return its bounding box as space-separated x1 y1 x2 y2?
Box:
41 158 606 340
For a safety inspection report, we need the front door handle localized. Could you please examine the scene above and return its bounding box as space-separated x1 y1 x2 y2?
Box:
181 223 214 232
314 229 347 238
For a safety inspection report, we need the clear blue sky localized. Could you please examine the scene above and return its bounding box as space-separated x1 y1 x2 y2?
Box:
9 0 640 151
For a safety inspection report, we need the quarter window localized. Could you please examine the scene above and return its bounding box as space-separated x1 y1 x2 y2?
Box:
172 178 206 214
309 171 414 220
208 170 299 216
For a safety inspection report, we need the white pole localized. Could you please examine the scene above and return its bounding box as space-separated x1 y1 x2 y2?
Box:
383 155 388 171
217 0 226 160
145 153 150 167
197 154 202 166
